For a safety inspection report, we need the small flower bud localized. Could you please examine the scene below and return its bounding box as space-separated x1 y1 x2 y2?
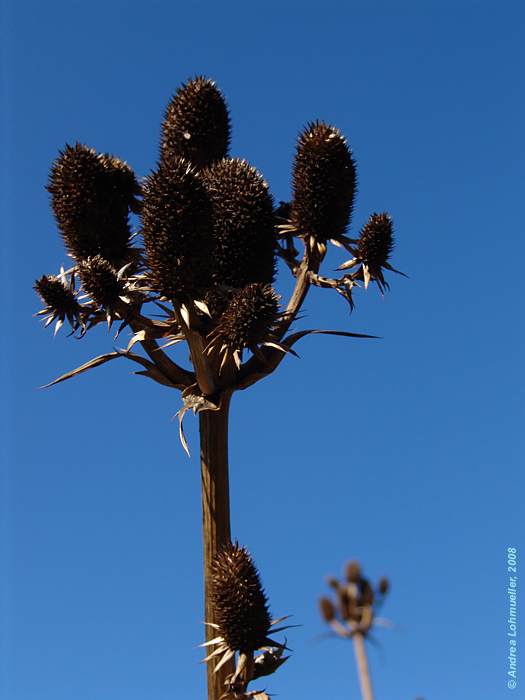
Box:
291 121 357 242
34 274 78 316
161 76 230 169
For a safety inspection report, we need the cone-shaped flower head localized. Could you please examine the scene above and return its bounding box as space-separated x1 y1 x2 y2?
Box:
141 156 213 301
48 144 140 265
204 158 276 288
291 121 357 243
357 212 394 272
319 597 336 622
211 542 272 653
214 284 279 350
77 255 124 308
345 560 362 583
161 76 230 169
34 273 82 333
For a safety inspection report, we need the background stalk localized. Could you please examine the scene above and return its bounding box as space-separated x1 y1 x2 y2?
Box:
199 391 235 698
352 632 374 700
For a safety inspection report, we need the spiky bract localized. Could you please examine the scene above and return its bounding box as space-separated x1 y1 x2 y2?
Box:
161 76 230 169
214 284 279 352
291 121 357 243
141 156 213 300
357 213 394 271
77 255 123 308
212 543 271 653
204 158 276 288
48 143 140 265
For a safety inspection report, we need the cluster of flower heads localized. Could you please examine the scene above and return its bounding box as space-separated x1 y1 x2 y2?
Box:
319 560 390 638
35 74 401 363
204 542 291 699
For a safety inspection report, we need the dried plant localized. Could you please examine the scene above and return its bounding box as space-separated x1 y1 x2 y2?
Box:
35 75 404 699
203 542 291 699
319 561 391 700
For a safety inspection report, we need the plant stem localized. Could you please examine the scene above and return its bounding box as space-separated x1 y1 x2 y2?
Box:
352 632 374 700
199 392 235 699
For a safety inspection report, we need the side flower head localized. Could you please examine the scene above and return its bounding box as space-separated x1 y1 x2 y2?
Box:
339 212 404 292
203 542 291 685
141 155 214 301
48 143 140 266
34 271 83 335
203 158 276 289
161 76 231 169
290 121 357 252
205 284 281 372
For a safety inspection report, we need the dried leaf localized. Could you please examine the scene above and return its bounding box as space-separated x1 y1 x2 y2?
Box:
41 351 124 388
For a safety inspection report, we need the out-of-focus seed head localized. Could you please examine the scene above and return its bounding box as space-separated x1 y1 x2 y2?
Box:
378 576 390 596
291 121 357 242
141 156 213 300
338 587 355 621
357 213 394 270
48 144 140 265
204 158 276 288
319 597 336 622
34 274 78 316
345 561 362 583
161 76 230 169
212 542 272 653
360 579 374 607
77 255 123 308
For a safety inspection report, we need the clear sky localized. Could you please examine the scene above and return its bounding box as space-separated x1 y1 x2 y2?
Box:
2 1 524 699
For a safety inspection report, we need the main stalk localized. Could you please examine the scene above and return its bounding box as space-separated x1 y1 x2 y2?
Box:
199 391 235 699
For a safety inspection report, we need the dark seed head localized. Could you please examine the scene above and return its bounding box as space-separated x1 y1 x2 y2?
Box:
291 121 357 242
319 597 336 622
34 274 78 314
214 283 280 351
141 156 213 300
47 143 140 265
378 576 390 596
161 76 230 169
204 158 276 288
211 542 271 653
338 587 355 621
360 578 374 607
357 213 394 270
77 255 123 308
345 560 362 583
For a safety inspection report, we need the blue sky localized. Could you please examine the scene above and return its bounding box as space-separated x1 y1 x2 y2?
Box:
2 1 524 699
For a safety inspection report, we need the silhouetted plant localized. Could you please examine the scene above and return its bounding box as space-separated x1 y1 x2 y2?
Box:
35 75 404 699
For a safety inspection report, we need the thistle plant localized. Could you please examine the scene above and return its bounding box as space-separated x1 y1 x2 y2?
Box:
319 561 391 700
203 542 291 699
35 75 404 699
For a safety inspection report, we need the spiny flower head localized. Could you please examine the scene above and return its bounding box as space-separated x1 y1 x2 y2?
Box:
141 155 213 300
48 143 140 265
204 158 276 288
211 542 272 653
357 213 394 272
291 121 357 246
77 255 125 308
161 76 230 169
34 273 83 334
205 284 280 371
